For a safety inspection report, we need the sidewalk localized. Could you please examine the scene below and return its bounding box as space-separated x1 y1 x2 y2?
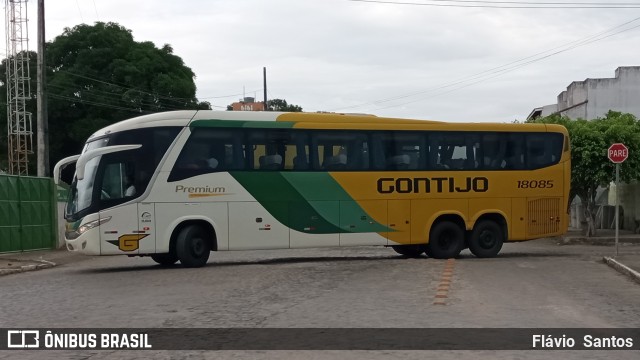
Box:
561 228 640 284
0 247 89 276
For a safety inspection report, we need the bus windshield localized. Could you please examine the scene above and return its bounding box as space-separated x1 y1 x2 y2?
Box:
65 126 182 221
66 137 110 217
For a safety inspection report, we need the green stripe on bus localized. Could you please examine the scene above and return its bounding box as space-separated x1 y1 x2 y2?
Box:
190 120 295 128
229 172 344 234
282 173 390 233
230 172 390 233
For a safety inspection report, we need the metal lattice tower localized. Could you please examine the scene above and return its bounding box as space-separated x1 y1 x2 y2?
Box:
5 0 32 175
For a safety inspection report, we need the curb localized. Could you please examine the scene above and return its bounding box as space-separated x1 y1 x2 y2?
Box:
603 257 640 284
0 259 57 276
560 237 640 246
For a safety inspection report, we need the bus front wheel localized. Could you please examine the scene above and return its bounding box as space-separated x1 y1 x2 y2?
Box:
426 221 464 259
151 253 178 266
391 245 425 258
468 220 503 258
176 225 211 268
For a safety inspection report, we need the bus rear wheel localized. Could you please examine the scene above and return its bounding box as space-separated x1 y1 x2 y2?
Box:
391 245 425 258
426 221 464 259
469 220 503 258
151 253 178 266
176 225 211 268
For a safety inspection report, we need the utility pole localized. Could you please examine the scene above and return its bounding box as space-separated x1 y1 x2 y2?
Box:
36 0 49 176
263 67 268 111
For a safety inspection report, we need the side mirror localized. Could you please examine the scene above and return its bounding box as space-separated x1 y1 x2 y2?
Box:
53 154 80 185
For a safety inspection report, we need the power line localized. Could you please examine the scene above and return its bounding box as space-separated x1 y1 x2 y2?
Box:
347 0 640 9
48 93 151 114
199 89 264 99
47 83 188 112
331 16 640 112
92 0 100 21
56 69 260 103
370 22 640 111
0 52 251 108
74 0 84 21
57 70 197 104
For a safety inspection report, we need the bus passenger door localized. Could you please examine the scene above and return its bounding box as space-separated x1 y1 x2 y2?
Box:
228 202 289 250
387 200 412 245
339 200 388 246
99 203 140 255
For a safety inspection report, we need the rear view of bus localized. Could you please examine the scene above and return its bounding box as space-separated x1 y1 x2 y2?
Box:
54 110 570 267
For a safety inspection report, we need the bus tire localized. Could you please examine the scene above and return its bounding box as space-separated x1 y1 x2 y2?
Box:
426 221 464 259
468 220 503 258
151 253 178 266
391 245 424 258
176 225 211 268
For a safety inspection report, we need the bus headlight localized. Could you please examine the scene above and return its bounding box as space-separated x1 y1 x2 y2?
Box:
67 217 112 240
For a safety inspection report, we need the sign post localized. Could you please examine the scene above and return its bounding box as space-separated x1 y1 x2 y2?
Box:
608 143 629 256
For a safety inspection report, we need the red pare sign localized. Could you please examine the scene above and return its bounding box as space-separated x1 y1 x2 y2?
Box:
608 143 628 163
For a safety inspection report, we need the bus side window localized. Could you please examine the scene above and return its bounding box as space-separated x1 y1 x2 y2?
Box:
504 133 524 170
374 132 424 170
480 133 507 170
168 128 244 181
526 133 559 169
311 131 367 171
279 132 308 170
371 133 386 170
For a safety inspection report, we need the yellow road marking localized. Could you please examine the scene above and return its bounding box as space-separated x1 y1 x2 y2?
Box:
433 259 456 305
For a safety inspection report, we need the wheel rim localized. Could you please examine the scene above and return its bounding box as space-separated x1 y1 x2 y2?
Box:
191 237 205 257
437 230 456 251
478 229 496 249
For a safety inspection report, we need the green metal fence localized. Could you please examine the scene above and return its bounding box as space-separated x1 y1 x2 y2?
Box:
0 174 57 253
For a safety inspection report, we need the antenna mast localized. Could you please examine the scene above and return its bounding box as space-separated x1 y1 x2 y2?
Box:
5 0 33 175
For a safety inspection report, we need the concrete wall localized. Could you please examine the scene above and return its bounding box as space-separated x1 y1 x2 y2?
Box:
57 202 66 249
609 181 640 232
558 81 588 119
546 67 640 233
557 67 640 120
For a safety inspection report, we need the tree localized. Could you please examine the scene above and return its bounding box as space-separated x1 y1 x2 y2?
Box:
1 22 211 174
531 111 640 236
226 98 303 112
266 99 302 112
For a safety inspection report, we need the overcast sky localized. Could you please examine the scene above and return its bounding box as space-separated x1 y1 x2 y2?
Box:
5 0 640 122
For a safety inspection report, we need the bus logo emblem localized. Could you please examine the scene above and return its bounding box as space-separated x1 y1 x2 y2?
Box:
107 234 149 251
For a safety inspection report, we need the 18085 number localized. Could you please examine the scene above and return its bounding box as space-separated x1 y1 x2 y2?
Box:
517 180 554 189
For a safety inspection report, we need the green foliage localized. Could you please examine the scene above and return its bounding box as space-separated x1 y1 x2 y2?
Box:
266 99 303 112
1 22 211 173
226 98 303 112
532 111 640 235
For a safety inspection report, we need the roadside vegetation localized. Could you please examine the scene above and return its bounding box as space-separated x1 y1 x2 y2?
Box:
530 111 640 236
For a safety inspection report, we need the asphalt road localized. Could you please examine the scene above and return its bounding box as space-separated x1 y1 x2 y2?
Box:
0 239 639 359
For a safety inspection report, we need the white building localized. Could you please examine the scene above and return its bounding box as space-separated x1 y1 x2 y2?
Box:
527 66 640 121
528 66 640 232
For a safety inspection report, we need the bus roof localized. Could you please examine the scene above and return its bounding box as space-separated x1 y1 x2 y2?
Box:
88 110 566 140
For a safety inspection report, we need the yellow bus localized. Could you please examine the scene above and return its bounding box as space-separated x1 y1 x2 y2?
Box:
54 110 570 267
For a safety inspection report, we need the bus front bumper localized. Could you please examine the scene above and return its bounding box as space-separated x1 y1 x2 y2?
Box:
65 216 106 255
